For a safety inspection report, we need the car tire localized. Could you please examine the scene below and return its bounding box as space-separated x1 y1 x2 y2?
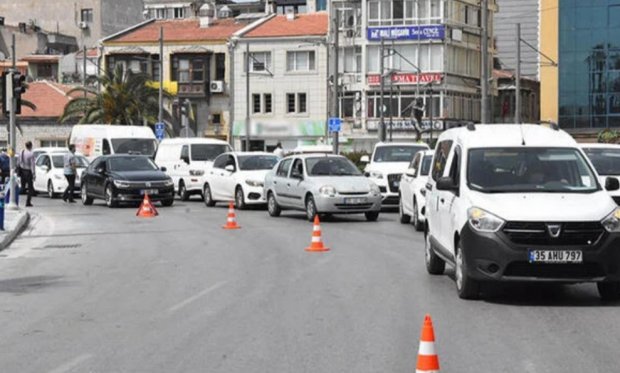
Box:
365 211 380 221
425 230 445 275
267 192 281 217
179 180 190 201
235 186 246 210
105 184 118 208
399 197 410 224
413 200 424 231
203 184 215 207
305 195 317 222
47 181 56 199
161 199 174 207
81 183 93 205
455 241 480 300
597 282 620 301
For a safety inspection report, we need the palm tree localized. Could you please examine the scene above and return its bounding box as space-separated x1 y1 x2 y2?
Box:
59 65 178 134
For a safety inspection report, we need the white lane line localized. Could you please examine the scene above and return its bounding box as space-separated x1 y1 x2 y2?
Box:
168 281 228 313
48 353 93 373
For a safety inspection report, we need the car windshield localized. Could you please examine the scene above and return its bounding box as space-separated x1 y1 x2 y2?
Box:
111 138 157 156
238 155 279 170
306 157 362 176
373 145 427 163
420 155 433 176
52 155 89 168
583 147 620 176
191 144 231 161
467 148 599 193
108 156 158 172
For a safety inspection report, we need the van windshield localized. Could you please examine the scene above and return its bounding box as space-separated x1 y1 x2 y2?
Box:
111 139 157 156
582 147 620 176
467 148 599 193
373 145 427 163
191 144 230 161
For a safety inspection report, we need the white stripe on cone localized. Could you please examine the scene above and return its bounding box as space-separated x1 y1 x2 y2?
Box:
312 236 322 243
313 225 321 231
417 341 436 356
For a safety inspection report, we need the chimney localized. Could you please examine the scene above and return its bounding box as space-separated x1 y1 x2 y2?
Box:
265 0 275 15
285 7 296 21
198 1 216 28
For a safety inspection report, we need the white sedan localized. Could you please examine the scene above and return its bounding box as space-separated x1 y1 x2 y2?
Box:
202 152 279 209
399 150 433 231
34 152 90 198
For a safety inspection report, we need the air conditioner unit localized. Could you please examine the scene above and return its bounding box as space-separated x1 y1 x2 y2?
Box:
210 80 224 93
78 21 89 29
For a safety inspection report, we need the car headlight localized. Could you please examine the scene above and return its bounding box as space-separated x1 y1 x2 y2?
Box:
369 171 384 179
319 185 336 197
54 174 63 180
163 179 174 187
189 169 205 176
369 183 381 196
468 207 505 233
245 179 264 187
602 208 620 232
113 180 131 188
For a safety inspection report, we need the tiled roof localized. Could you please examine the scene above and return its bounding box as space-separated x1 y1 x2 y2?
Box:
108 18 247 43
77 48 100 58
20 55 61 63
18 81 73 118
245 13 328 38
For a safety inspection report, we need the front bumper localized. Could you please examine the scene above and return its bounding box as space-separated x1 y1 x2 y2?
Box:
314 194 382 214
243 185 266 205
115 187 175 202
460 224 620 283
369 178 399 205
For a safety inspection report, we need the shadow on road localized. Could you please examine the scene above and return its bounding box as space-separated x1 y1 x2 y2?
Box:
0 275 65 295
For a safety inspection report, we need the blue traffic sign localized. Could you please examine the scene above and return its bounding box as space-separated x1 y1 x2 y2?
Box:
328 117 342 133
155 122 165 140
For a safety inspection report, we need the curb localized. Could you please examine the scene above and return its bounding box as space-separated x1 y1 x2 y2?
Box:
0 211 30 251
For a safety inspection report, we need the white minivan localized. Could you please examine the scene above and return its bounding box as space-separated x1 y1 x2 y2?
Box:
425 124 620 300
70 125 158 161
155 138 231 200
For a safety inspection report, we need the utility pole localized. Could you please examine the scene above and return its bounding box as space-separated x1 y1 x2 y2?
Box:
480 0 490 123
429 87 434 146
158 27 164 126
7 34 17 210
228 39 236 149
331 6 340 154
83 44 87 98
245 42 250 151
515 23 521 124
379 37 385 142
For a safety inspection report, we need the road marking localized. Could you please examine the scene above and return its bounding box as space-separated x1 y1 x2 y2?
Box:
48 353 93 373
168 281 227 313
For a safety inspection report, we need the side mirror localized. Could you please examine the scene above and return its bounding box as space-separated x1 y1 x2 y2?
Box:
605 177 620 192
360 155 370 163
436 176 458 192
405 169 416 177
225 164 235 173
95 166 105 174
160 166 167 172
291 170 303 180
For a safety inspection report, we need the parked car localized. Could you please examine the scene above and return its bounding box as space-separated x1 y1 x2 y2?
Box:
361 142 430 206
81 155 174 208
70 124 158 161
32 147 68 162
155 138 232 200
264 154 382 221
34 150 89 198
399 150 434 230
581 143 620 205
425 124 620 300
202 152 279 209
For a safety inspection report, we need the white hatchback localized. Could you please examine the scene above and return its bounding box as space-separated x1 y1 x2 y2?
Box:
399 150 434 231
34 151 89 198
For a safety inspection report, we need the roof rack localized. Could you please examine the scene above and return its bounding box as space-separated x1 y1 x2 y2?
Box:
537 121 559 131
466 123 476 131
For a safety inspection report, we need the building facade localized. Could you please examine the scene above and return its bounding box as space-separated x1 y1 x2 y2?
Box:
494 0 539 78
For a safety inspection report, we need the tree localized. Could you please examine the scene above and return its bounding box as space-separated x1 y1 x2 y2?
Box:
59 65 179 135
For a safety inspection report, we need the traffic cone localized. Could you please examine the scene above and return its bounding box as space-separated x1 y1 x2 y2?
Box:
416 314 440 373
305 215 330 252
136 194 158 218
222 201 241 230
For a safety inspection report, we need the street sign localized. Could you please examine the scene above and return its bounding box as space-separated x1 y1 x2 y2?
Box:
155 122 165 140
328 117 342 133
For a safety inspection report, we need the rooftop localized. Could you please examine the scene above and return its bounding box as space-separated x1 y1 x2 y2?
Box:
18 81 76 118
244 12 328 38
445 124 577 149
20 55 61 63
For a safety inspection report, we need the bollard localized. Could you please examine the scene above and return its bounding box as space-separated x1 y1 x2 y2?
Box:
4 179 19 207
0 192 4 231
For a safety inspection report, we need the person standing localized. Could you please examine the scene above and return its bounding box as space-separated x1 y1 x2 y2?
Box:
273 142 284 159
63 144 77 203
18 141 36 207
0 149 10 186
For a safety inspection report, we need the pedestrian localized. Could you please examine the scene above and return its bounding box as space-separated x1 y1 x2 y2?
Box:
273 142 284 159
63 144 77 203
18 141 36 207
0 148 10 186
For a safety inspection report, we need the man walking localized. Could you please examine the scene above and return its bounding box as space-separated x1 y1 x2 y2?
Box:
63 144 77 203
18 141 36 207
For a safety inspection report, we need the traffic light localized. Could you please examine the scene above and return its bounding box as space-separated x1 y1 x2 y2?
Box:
12 72 26 114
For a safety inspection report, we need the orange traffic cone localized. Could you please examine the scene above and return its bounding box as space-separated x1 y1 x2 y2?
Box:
222 201 241 229
305 215 330 252
136 194 158 218
416 314 440 373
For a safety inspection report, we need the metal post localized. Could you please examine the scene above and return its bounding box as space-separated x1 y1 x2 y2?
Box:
429 87 434 146
158 27 164 126
245 43 250 151
7 34 17 210
332 7 340 155
228 40 236 149
480 0 490 123
515 23 521 124
379 37 385 142
389 40 394 143
83 44 87 98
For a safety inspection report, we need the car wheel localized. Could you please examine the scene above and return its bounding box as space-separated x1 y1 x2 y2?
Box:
455 241 480 300
47 181 56 199
105 184 118 208
597 282 620 301
305 195 317 222
179 181 190 201
81 183 93 205
267 192 281 217
203 184 215 207
413 200 424 231
365 211 380 222
235 186 246 210
425 230 445 275
399 197 410 224
161 199 174 207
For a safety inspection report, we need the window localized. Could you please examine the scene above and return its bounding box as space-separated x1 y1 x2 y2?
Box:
246 52 271 72
40 139 67 148
212 114 221 125
155 8 166 19
102 139 111 155
448 146 461 186
291 159 304 178
174 7 185 19
251 93 273 114
298 93 307 113
252 94 261 114
432 140 453 181
264 94 272 113
172 55 207 83
277 158 293 177
106 55 147 74
181 145 189 161
215 53 226 80
286 93 307 114
81 8 93 23
287 93 296 113
286 51 316 71
151 54 160 81
36 155 49 167
213 154 228 169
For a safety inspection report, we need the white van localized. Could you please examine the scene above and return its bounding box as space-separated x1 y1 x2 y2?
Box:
70 125 158 161
155 138 232 200
425 124 620 300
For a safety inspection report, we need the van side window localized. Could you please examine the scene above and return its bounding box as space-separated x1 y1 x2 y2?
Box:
102 139 111 155
181 145 189 162
449 146 462 184
411 153 421 176
277 158 292 177
213 154 227 169
432 140 453 181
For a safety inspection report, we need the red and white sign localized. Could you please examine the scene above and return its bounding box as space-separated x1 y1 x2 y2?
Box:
367 73 443 86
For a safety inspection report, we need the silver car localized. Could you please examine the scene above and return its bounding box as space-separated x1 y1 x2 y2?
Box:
264 154 382 221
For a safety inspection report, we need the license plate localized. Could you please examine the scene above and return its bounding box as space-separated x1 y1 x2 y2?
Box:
344 197 367 204
141 189 158 195
528 250 583 264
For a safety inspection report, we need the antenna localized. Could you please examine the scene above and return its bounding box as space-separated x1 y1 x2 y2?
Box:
519 123 526 146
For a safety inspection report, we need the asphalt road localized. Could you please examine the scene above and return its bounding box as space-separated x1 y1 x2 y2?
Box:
0 196 619 373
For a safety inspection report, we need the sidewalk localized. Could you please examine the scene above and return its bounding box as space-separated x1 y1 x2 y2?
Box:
0 209 30 251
